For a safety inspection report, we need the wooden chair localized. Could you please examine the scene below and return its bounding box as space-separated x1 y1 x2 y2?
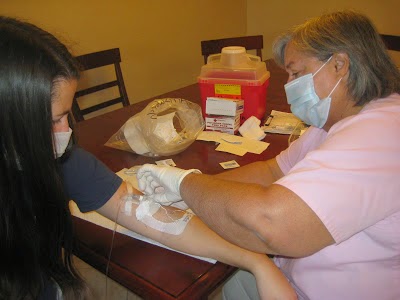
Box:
72 48 130 122
381 34 400 52
201 35 263 64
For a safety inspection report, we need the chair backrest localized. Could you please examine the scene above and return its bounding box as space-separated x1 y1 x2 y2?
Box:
381 34 400 52
201 35 263 64
72 48 130 122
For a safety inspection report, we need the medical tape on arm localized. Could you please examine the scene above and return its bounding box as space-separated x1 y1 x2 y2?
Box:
136 199 193 235
121 181 193 235
121 181 141 216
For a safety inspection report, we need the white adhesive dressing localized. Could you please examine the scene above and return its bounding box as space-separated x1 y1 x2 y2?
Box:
122 181 192 235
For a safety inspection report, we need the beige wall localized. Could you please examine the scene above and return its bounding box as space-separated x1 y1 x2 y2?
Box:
2 0 398 109
2 0 247 105
247 0 400 65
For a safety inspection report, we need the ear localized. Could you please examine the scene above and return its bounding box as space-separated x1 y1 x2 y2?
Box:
333 52 349 77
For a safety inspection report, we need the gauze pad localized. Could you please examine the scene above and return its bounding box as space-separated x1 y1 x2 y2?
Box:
238 116 266 140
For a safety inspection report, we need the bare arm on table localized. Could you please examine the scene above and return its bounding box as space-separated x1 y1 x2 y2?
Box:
96 181 297 300
215 158 284 185
181 160 334 256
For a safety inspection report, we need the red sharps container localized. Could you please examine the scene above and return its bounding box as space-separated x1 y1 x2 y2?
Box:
198 46 270 124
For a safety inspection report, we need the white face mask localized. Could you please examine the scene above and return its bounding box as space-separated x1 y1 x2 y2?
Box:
54 127 72 158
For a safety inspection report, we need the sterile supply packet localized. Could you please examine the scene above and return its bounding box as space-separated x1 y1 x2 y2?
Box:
262 110 302 135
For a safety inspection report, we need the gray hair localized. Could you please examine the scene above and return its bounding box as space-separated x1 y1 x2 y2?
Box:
273 10 400 106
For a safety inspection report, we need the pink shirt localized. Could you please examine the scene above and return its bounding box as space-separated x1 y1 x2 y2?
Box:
274 94 400 300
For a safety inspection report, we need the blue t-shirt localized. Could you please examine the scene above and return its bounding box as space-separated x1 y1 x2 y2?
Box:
61 147 122 212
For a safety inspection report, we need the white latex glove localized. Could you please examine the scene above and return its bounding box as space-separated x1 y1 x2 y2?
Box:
136 164 201 205
170 200 190 210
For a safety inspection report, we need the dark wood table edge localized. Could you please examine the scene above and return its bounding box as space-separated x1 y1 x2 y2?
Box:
72 216 237 299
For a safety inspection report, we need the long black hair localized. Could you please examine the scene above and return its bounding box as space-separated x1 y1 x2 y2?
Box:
0 16 89 299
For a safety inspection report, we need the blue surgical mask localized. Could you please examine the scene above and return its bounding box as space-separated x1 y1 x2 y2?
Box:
284 56 342 128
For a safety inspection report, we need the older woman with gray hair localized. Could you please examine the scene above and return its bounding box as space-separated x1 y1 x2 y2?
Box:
137 10 400 299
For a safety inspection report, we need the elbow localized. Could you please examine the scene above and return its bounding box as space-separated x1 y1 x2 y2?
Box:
251 216 280 254
249 205 293 255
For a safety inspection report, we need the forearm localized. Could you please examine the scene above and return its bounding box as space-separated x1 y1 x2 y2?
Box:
112 201 296 299
181 175 334 257
135 161 333 257
97 183 297 298
178 217 296 299
97 182 269 271
215 159 284 186
180 175 276 253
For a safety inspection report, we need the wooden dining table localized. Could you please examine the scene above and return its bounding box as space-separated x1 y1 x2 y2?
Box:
72 59 290 300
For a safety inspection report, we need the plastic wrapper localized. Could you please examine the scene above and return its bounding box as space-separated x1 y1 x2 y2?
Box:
105 98 205 156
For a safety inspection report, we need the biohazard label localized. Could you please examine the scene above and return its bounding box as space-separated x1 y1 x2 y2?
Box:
214 84 241 99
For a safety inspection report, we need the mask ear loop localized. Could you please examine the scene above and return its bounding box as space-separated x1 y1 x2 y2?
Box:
327 77 343 98
312 56 333 78
312 56 342 100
